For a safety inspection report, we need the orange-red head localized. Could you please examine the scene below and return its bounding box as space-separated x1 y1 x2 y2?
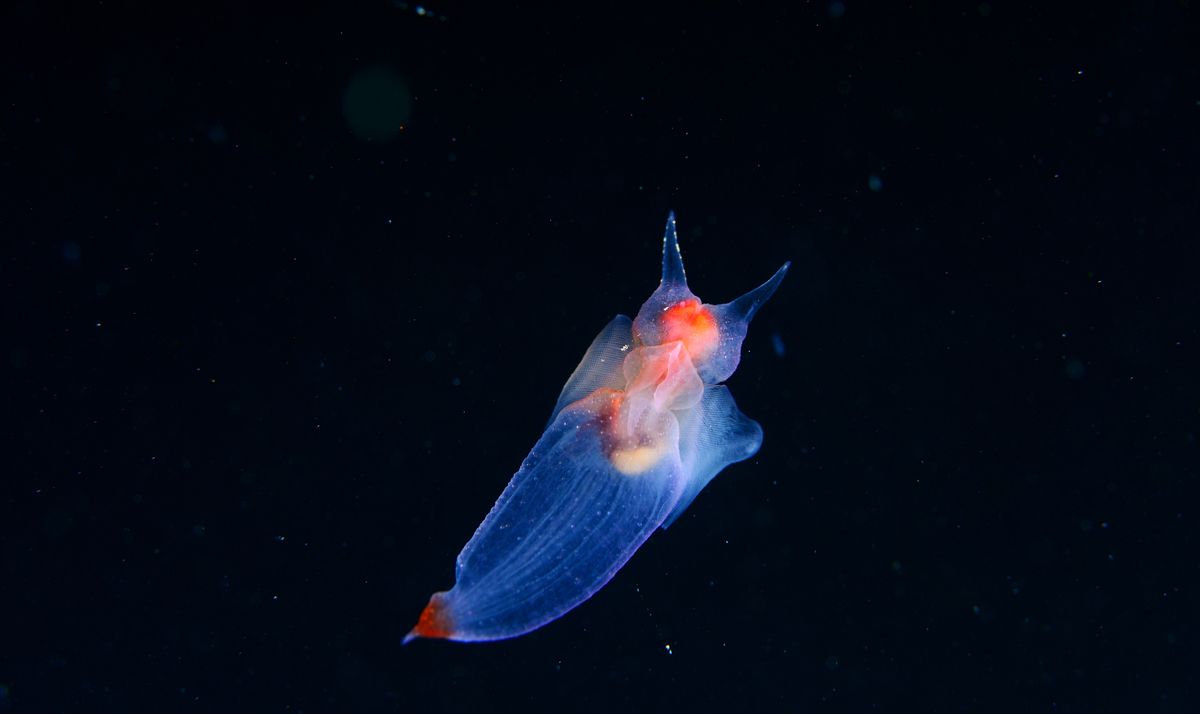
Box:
632 212 789 383
661 298 719 362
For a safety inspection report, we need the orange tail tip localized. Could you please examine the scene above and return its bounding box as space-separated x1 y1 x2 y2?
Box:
403 592 455 645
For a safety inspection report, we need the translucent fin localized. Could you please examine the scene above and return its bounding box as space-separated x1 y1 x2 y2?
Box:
662 385 763 528
547 315 633 426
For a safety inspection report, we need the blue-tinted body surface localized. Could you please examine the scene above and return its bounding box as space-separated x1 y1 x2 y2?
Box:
407 214 788 643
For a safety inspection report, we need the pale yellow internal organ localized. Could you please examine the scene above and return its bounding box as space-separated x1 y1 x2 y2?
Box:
604 340 704 476
610 443 669 476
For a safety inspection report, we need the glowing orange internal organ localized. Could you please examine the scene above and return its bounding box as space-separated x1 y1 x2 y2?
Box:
662 298 719 360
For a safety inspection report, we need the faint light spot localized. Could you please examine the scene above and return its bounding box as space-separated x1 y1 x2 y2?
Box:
868 174 883 192
829 1 846 18
394 0 449 20
977 2 991 16
664 643 673 655
208 125 228 144
192 524 206 537
770 332 786 357
43 509 73 537
274 535 286 543
423 349 437 362
9 349 29 369
451 377 461 387
343 66 413 143
1065 359 1085 380
824 655 839 671
63 241 81 262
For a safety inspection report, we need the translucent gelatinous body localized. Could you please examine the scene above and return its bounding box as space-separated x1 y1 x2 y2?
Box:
407 213 788 643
